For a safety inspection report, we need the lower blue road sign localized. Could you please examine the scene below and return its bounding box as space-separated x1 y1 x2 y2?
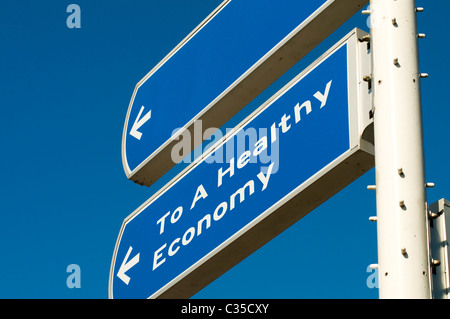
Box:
110 29 374 299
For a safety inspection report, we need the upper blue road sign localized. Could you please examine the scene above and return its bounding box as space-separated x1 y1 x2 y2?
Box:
122 0 369 186
111 29 374 299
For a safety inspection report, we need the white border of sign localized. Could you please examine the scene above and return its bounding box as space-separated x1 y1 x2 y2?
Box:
111 28 374 299
122 0 370 186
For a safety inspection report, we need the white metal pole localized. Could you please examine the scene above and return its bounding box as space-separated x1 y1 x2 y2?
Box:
370 0 431 298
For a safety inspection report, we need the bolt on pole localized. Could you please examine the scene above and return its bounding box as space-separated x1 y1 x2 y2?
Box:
370 0 431 298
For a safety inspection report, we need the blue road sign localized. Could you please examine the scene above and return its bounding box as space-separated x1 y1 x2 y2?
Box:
111 30 374 299
122 0 369 186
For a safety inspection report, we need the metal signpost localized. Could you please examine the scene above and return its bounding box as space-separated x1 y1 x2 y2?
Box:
122 0 369 186
110 29 374 299
429 198 450 299
369 0 432 298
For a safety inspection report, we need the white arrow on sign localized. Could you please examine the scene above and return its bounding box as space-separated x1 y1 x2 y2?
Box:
117 246 140 285
129 106 152 140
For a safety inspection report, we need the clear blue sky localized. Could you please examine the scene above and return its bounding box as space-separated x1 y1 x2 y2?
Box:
0 0 448 299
